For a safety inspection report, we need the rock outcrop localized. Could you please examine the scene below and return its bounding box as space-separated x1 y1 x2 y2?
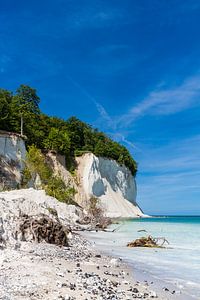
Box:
0 131 26 189
76 153 144 218
0 188 82 248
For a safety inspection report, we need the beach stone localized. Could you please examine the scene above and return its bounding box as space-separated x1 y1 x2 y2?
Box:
110 258 120 267
149 290 157 298
122 280 129 285
132 287 139 293
57 272 64 277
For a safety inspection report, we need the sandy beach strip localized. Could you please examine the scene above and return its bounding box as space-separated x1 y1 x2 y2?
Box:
0 232 179 300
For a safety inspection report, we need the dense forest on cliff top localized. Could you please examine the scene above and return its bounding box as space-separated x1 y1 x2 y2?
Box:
0 85 137 175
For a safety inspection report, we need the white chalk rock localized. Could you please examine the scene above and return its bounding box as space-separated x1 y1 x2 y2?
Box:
0 188 82 248
76 153 145 218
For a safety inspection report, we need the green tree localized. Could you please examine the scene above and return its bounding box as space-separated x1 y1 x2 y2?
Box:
43 127 71 155
65 117 86 151
0 89 13 131
12 85 40 135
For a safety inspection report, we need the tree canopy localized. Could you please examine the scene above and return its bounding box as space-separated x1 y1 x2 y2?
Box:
0 85 137 176
12 85 40 135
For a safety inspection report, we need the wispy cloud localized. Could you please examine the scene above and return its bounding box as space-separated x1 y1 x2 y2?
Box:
91 74 200 165
118 74 200 126
107 131 140 150
136 134 200 213
93 102 141 149
67 6 124 31
95 102 117 130
92 74 200 134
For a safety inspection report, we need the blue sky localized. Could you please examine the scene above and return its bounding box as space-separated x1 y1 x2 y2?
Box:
1 0 200 215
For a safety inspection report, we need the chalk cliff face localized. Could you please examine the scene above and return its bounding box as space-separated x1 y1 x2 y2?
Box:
76 153 144 218
0 132 145 218
0 131 26 189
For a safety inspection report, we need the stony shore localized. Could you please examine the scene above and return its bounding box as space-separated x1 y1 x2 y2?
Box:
0 232 174 300
0 189 189 300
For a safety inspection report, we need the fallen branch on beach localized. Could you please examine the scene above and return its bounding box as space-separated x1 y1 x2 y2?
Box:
78 223 121 233
127 235 169 248
100 224 123 232
154 237 169 247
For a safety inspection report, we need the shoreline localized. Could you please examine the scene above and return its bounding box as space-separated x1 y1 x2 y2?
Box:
82 231 196 300
1 232 169 300
127 259 195 300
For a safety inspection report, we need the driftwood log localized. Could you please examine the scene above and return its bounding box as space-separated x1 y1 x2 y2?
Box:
127 235 169 248
18 215 69 246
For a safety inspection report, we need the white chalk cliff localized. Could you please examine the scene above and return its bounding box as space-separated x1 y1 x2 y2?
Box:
76 153 145 218
0 132 145 218
0 131 26 189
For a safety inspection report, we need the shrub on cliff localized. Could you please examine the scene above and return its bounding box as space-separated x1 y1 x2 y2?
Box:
23 146 77 205
22 145 52 186
45 176 77 205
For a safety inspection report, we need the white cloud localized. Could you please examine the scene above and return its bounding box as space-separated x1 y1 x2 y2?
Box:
118 74 200 126
108 131 139 150
95 102 113 123
93 74 200 133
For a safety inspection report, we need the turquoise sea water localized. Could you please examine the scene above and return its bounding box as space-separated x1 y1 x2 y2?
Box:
86 216 200 299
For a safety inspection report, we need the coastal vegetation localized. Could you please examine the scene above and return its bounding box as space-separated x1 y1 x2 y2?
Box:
0 85 137 175
22 145 77 205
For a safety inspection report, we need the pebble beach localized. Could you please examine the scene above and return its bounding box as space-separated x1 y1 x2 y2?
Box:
0 233 176 300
